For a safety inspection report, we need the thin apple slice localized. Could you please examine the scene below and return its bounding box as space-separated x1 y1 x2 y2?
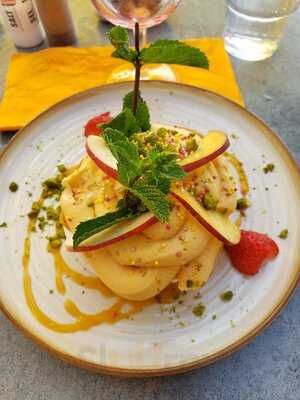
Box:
86 135 118 179
172 188 240 245
87 129 229 179
66 212 157 252
179 131 229 172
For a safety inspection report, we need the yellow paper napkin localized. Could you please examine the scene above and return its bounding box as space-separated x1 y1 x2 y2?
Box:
0 39 243 132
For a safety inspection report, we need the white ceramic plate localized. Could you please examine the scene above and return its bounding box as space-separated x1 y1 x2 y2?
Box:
0 82 299 376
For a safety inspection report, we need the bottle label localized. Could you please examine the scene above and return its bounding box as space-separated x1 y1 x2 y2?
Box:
1 0 39 32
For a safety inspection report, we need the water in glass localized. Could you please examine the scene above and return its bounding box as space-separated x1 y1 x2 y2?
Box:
223 0 300 61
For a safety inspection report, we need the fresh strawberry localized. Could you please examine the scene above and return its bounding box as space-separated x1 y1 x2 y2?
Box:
84 112 111 137
225 230 279 276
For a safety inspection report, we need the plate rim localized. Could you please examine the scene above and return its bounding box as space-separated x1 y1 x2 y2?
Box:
0 80 299 377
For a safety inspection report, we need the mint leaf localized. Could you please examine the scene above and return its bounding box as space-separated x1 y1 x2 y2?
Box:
142 149 186 193
107 26 128 47
103 128 141 186
73 207 137 248
112 48 137 63
107 26 137 63
123 91 151 132
140 40 209 69
148 150 186 180
143 171 171 194
102 108 141 137
130 182 171 222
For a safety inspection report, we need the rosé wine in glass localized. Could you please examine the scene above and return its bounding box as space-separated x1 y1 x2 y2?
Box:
91 0 181 29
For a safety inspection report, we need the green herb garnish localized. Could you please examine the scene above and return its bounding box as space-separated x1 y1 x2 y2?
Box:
72 24 209 248
73 207 137 248
140 39 209 68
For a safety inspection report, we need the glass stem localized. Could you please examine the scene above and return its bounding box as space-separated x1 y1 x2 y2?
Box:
139 27 147 48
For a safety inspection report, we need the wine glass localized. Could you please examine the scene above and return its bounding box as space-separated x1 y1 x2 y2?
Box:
91 0 182 82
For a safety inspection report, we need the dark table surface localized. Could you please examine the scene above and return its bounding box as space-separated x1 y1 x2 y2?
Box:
0 1 299 399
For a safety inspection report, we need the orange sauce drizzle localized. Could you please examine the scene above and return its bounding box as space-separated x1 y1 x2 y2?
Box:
225 152 249 195
47 245 113 297
22 221 153 333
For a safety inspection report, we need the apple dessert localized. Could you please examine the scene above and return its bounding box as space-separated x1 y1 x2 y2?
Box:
60 122 240 301
57 25 279 302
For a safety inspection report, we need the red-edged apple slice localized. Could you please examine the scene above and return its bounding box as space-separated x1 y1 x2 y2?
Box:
66 212 157 252
172 188 240 245
179 131 229 172
84 112 111 137
86 135 118 179
87 130 229 179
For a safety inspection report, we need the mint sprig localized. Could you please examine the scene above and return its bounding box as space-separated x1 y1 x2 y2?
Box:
103 128 183 222
73 25 209 247
107 25 209 118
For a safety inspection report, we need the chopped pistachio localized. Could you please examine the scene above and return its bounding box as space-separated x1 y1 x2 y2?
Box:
28 201 42 219
42 175 63 198
203 193 218 210
49 289 54 294
263 163 275 174
57 164 67 173
9 182 18 192
186 138 198 153
43 176 62 189
48 237 62 249
38 220 47 231
212 314 217 320
192 303 206 318
0 222 7 228
157 127 167 139
45 206 60 221
278 229 288 239
56 222 66 239
237 197 251 210
220 290 234 302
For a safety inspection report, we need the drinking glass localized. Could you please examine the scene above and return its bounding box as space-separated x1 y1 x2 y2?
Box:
91 0 182 82
223 0 300 61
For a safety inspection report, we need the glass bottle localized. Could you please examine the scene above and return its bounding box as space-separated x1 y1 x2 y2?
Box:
0 0 44 48
35 0 76 46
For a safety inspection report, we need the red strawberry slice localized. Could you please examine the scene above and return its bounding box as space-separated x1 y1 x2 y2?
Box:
225 230 279 276
84 112 111 137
